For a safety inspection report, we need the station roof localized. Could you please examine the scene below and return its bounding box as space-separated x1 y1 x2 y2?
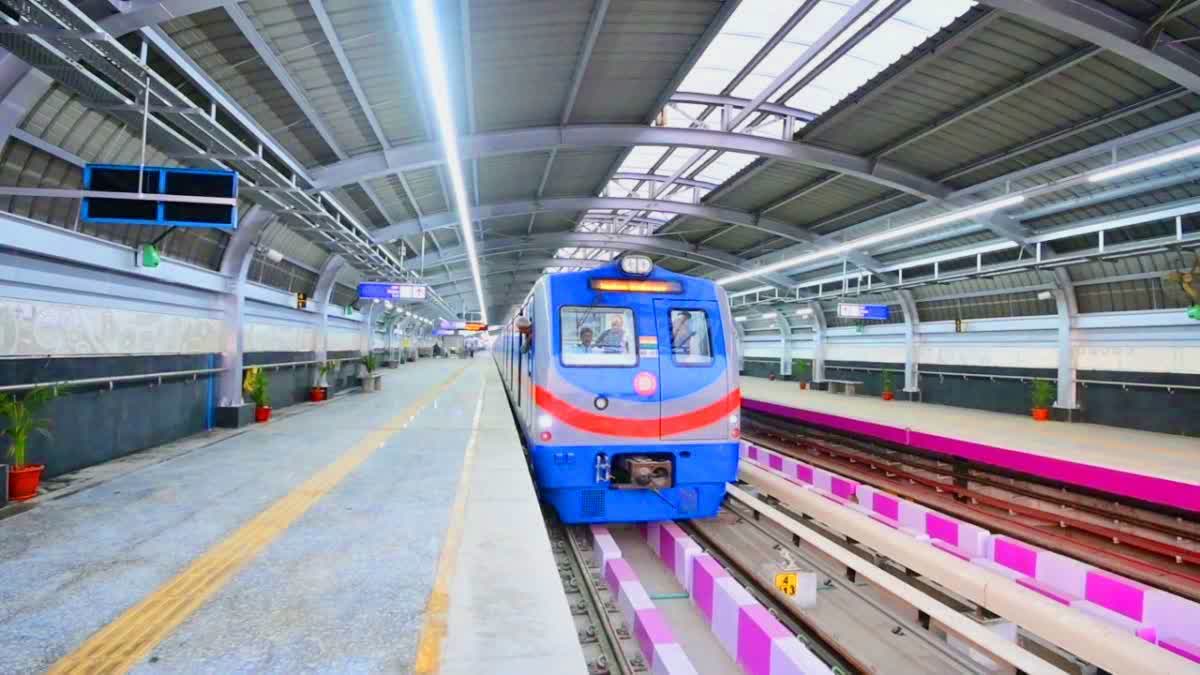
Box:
1 0 1199 325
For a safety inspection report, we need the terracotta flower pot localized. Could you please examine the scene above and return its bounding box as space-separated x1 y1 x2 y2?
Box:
309 387 327 402
882 391 895 401
8 464 44 501
255 406 272 423
1031 407 1050 421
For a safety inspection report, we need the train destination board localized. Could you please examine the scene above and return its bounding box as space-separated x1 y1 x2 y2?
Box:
837 303 890 320
357 282 427 300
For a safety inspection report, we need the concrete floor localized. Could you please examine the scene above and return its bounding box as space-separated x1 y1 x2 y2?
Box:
0 358 584 674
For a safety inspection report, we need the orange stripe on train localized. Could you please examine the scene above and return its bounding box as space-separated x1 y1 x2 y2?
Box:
534 386 740 438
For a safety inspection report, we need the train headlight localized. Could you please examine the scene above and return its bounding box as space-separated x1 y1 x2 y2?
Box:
619 255 653 276
537 414 554 430
633 371 658 396
594 396 609 410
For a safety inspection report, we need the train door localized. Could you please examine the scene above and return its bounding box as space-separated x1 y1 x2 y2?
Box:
654 299 728 441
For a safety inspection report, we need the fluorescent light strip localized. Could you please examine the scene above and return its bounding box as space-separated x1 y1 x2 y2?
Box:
1088 142 1200 183
413 0 487 324
717 194 1026 286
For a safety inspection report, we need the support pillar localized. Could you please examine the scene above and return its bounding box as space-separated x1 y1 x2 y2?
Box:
360 301 381 355
1052 268 1079 413
215 205 273 426
809 301 826 384
733 320 746 374
778 311 793 377
897 290 920 394
312 254 345 369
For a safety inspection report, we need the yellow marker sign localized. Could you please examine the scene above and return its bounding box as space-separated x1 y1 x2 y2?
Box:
775 572 798 597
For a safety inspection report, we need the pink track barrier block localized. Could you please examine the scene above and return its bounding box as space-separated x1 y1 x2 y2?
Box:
768 452 784 471
993 536 1038 577
645 522 662 556
1085 570 1145 622
617 578 655 627
605 557 638 591
634 608 676 660
794 461 814 484
737 604 792 675
748 445 760 462
830 476 857 500
591 527 622 571
770 636 833 675
659 522 687 571
674 538 703 589
713 576 758 659
690 554 731 622
652 643 700 675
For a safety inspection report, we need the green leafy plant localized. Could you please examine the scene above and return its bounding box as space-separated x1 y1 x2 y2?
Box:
361 353 378 374
0 386 60 468
1031 379 1055 409
243 367 270 408
317 360 336 386
881 368 895 394
793 359 810 382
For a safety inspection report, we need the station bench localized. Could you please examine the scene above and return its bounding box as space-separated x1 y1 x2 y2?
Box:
818 379 864 395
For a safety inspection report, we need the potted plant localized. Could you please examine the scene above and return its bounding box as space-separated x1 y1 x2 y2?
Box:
244 367 271 422
360 354 380 393
881 369 896 401
310 360 335 402
0 385 60 501
794 359 811 390
1030 379 1055 421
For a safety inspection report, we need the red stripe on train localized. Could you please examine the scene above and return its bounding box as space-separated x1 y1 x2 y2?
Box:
534 386 741 438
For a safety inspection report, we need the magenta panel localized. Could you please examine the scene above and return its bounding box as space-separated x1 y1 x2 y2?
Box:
925 513 959 547
794 463 813 484
748 445 759 461
634 608 675 656
660 524 685 572
736 605 790 675
768 453 783 471
830 476 856 499
1085 571 1145 621
993 538 1037 577
872 493 899 520
691 555 727 622
605 557 638 590
742 397 1200 514
1161 638 1200 664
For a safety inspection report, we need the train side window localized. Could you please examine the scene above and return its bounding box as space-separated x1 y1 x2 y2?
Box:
560 306 636 367
669 309 713 365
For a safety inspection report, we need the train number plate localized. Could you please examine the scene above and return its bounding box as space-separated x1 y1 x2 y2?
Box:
774 572 797 596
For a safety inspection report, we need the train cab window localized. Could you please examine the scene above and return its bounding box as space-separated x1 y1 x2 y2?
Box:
669 309 713 365
561 306 636 366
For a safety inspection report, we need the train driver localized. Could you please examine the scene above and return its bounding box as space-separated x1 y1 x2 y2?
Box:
671 310 694 355
596 315 628 352
574 327 595 353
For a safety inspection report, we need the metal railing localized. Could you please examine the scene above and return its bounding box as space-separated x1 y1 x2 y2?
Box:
0 367 226 393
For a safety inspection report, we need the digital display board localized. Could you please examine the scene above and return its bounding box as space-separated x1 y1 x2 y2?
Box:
82 164 238 229
357 282 427 300
837 303 890 320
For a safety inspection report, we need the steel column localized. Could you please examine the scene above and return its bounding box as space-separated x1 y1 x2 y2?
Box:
809 301 826 384
896 290 920 393
1053 268 1079 411
312 254 345 370
777 311 793 376
216 205 274 406
360 301 380 356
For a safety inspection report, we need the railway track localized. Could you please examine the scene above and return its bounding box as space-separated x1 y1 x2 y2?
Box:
743 413 1200 603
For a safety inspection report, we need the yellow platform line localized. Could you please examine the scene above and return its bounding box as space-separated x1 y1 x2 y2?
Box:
49 365 470 675
413 375 487 674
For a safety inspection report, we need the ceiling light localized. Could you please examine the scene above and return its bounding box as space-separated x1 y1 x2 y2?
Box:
734 316 747 322
796 307 813 317
1088 142 1200 183
413 0 487 325
717 195 1026 286
760 312 776 319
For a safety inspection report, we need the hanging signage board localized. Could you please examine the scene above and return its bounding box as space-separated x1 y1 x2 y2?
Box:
837 303 889 320
82 164 238 229
439 319 467 330
357 282 427 301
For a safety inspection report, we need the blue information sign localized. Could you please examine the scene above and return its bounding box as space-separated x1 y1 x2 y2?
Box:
837 303 890 320
357 282 427 300
82 164 238 229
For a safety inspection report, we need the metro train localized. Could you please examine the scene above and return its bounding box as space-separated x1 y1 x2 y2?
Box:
494 255 741 524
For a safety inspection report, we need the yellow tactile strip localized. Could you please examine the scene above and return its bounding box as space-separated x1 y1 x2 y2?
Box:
413 376 487 674
49 365 471 675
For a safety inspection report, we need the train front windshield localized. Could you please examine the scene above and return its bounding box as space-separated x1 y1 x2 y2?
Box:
560 306 636 366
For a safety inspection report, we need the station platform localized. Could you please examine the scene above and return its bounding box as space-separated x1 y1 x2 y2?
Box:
741 376 1200 514
0 358 585 674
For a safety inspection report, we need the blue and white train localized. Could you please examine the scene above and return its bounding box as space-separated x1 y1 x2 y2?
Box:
494 255 741 524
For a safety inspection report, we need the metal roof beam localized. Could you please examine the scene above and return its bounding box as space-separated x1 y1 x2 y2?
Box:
612 173 719 191
310 125 950 200
418 231 797 286
424 258 606 287
977 0 1200 92
669 92 817 123
97 0 226 37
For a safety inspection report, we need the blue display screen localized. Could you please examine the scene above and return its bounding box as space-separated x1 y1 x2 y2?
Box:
838 303 890 320
357 282 426 300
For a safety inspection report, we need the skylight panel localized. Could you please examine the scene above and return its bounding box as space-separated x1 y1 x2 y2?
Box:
695 152 757 185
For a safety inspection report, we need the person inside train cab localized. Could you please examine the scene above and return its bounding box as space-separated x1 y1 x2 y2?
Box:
672 310 694 355
597 315 627 352
575 327 595 353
